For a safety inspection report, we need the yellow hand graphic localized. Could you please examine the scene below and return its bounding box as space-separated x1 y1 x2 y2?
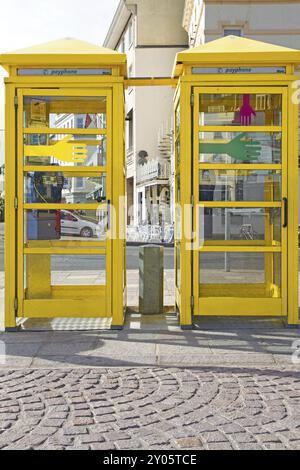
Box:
25 136 88 163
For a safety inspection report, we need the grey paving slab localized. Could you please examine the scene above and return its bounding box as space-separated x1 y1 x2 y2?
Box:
0 367 299 450
157 353 276 366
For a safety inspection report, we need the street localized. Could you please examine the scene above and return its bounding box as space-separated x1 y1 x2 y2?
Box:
0 223 174 271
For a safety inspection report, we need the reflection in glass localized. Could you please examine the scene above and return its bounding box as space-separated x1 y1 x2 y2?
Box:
199 94 282 126
24 135 107 166
24 172 106 204
175 105 180 136
199 252 281 297
176 244 181 289
50 255 106 285
23 96 107 129
25 209 107 242
175 138 180 166
199 207 281 243
199 170 281 202
24 254 106 299
199 132 281 164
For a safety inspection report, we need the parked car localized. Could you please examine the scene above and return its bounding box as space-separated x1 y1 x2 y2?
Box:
60 210 102 239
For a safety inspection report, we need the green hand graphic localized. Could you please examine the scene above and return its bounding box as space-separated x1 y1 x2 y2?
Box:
201 133 262 162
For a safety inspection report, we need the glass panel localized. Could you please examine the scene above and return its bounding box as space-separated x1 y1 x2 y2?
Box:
199 94 282 126
24 254 106 298
175 105 180 136
51 255 106 285
24 134 107 167
176 244 181 289
199 252 281 297
25 209 107 242
199 132 281 164
23 96 107 129
175 138 180 166
24 172 106 204
176 174 181 203
199 170 281 202
199 208 281 243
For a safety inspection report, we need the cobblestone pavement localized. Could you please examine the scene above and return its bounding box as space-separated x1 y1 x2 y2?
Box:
0 367 300 450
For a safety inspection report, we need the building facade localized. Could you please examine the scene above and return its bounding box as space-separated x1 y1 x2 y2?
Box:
182 0 300 218
104 0 188 227
183 0 300 47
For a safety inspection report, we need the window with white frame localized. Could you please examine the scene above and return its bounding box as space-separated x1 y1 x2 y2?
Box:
223 28 243 37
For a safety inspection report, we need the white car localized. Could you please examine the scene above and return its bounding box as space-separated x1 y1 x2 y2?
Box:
60 210 102 239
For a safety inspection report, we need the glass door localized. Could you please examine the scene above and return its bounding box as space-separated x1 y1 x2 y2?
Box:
17 88 112 318
193 86 287 316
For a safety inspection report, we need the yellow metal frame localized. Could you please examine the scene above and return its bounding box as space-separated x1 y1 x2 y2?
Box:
193 85 288 318
175 75 298 326
4 80 126 328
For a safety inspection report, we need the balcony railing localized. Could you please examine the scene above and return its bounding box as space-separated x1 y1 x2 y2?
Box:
137 161 171 184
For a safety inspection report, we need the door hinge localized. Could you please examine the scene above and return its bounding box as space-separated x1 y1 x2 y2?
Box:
14 96 18 108
190 295 194 311
14 197 18 210
191 93 194 107
14 298 18 312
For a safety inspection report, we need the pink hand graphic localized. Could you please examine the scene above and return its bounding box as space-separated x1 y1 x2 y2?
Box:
240 94 256 126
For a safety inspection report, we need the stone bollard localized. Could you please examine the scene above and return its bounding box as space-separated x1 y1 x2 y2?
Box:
139 245 164 315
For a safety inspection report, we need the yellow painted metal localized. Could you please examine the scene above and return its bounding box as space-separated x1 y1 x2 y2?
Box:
24 128 106 135
24 166 107 175
0 38 127 76
24 204 106 210
173 36 300 77
178 81 193 328
193 85 288 319
174 35 300 326
26 255 51 299
197 246 282 253
23 298 109 318
125 78 177 88
197 298 283 316
111 82 126 327
4 85 17 328
0 39 127 328
174 89 181 315
287 81 299 325
199 202 282 208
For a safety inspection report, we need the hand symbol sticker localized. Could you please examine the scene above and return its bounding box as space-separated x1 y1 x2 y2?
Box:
25 136 88 164
240 94 256 126
200 133 262 162
225 133 261 161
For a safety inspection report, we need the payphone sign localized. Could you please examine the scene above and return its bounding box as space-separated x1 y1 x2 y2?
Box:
17 68 112 76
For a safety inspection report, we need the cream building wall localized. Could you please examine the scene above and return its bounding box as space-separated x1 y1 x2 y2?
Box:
183 0 300 220
184 0 300 48
104 0 187 225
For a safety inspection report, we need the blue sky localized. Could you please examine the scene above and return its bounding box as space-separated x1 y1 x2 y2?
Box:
0 0 120 163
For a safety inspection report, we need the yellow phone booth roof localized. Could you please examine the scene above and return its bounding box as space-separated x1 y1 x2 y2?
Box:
173 35 300 77
0 37 127 76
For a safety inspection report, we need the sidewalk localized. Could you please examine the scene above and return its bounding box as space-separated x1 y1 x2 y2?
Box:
0 272 300 450
0 316 299 368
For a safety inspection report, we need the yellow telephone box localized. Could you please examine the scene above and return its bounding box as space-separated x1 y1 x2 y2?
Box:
0 38 127 330
173 36 300 328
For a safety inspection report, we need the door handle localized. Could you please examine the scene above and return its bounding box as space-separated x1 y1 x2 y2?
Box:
107 199 111 231
283 197 288 228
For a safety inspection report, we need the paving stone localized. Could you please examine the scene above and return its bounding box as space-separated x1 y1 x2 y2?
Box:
175 437 203 449
72 417 94 426
79 434 105 444
0 367 299 450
